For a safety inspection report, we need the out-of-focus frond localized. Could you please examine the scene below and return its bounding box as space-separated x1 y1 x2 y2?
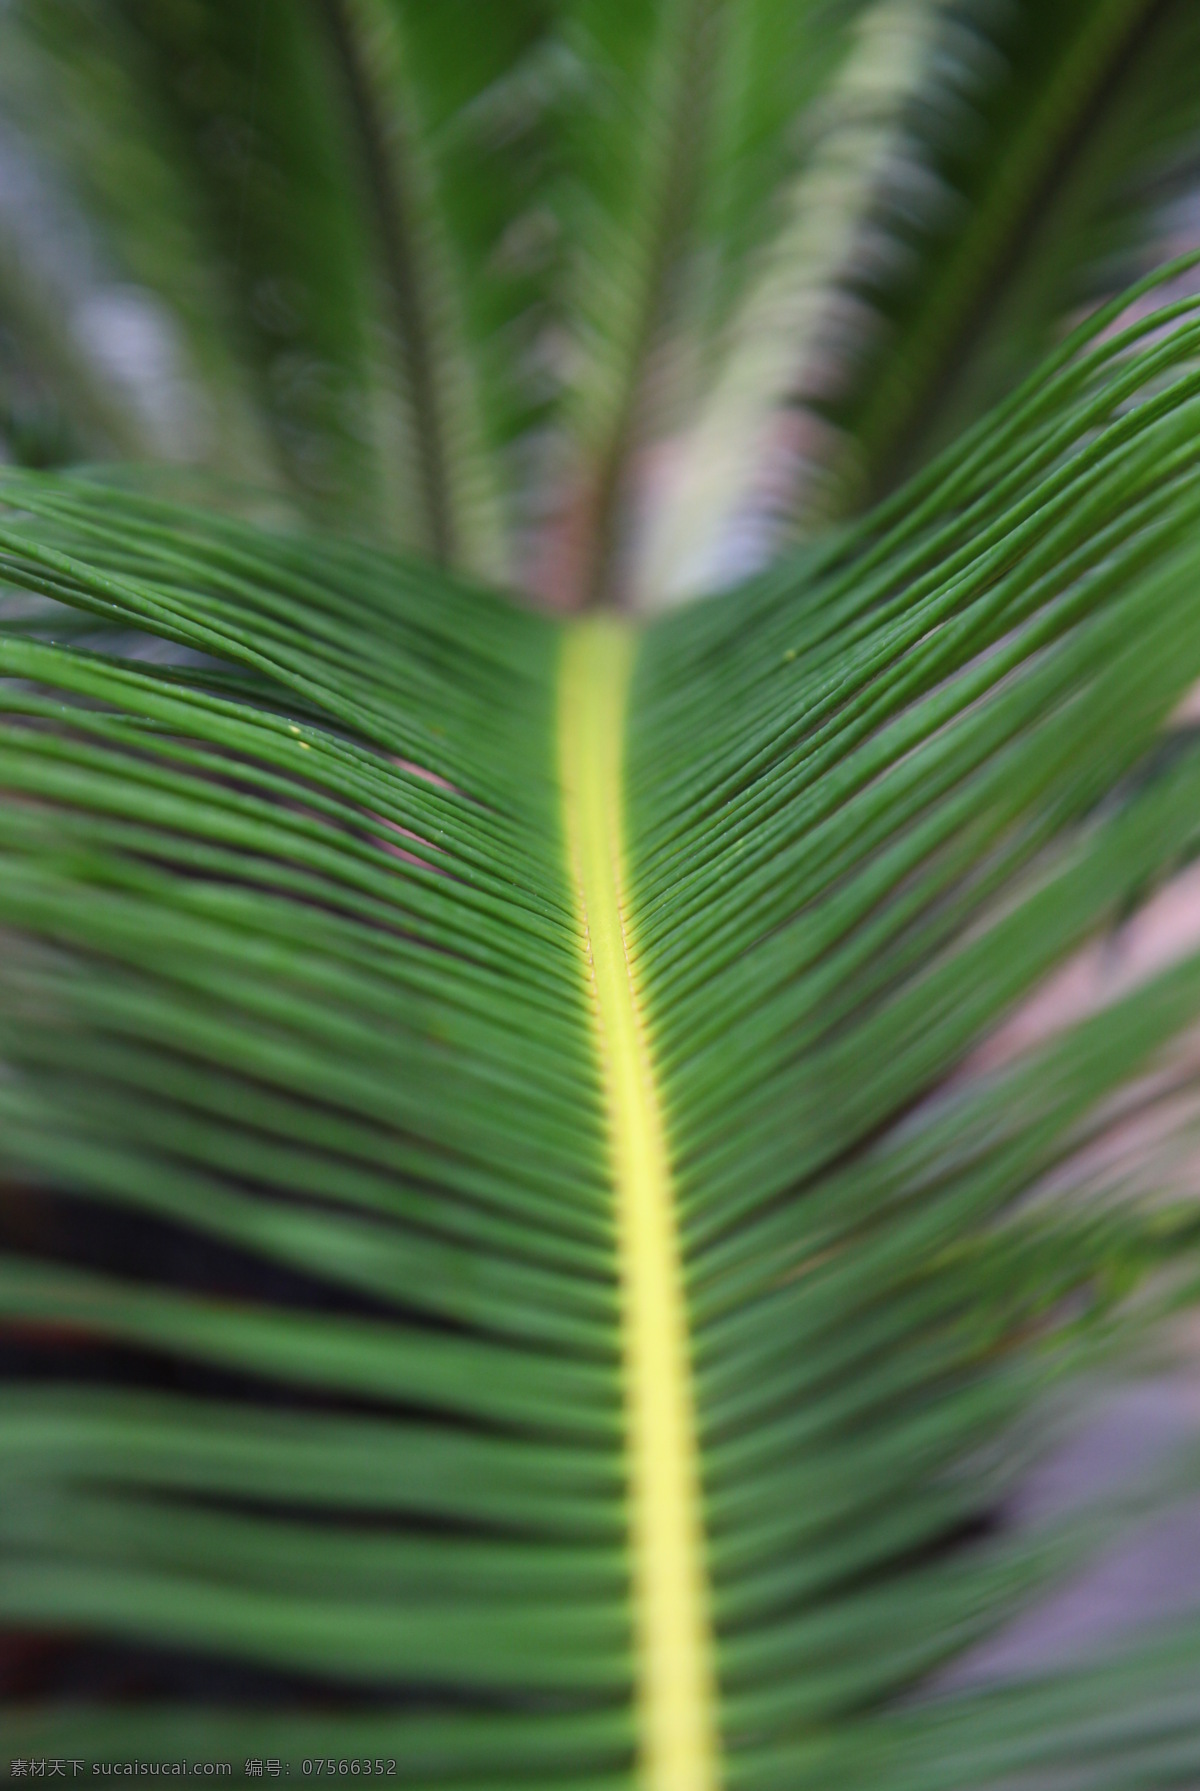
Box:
103 0 400 533
0 0 277 483
543 0 728 606
624 0 1200 607
314 0 557 579
629 0 942 609
3 2 1200 605
1 0 431 537
824 0 1200 507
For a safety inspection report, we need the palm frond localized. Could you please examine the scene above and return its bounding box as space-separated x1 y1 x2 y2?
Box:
628 0 1200 604
0 0 421 534
544 0 730 606
312 0 561 579
3 273 1200 1784
628 0 944 607
824 0 1200 506
8 1 1200 622
0 0 278 481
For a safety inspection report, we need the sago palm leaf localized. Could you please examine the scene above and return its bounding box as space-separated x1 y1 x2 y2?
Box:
633 0 1200 599
0 0 557 555
7 0 1200 612
829 0 1200 506
4 271 1200 1785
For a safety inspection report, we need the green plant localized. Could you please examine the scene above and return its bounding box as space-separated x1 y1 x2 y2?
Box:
5 4 1200 1787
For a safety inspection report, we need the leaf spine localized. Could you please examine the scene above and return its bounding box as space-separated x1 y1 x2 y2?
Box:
559 615 720 1791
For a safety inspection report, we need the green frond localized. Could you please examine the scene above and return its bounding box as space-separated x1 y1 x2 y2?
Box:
314 0 561 579
628 0 1200 600
549 0 727 605
827 0 1200 506
629 0 943 607
0 0 278 481
0 0 432 536
10 0 1200 617
4 276 1200 1785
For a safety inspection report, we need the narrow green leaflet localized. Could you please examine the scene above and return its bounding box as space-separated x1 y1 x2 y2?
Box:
5 282 1200 1788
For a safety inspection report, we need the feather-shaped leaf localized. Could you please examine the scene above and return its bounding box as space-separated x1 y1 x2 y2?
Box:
629 0 944 606
0 0 278 481
823 0 1200 504
627 0 1200 604
4 277 1200 1786
313 0 561 578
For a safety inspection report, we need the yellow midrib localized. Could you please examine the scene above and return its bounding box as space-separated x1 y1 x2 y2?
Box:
558 615 720 1791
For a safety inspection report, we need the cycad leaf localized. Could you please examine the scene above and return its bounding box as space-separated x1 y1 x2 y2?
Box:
5 281 1200 1786
314 0 560 579
0 0 278 481
630 0 943 607
548 0 730 605
0 0 442 539
630 0 1200 605
828 0 1200 505
0 0 564 574
548 0 853 606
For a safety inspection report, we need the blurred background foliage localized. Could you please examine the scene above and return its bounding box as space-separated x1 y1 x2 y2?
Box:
0 0 1199 609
